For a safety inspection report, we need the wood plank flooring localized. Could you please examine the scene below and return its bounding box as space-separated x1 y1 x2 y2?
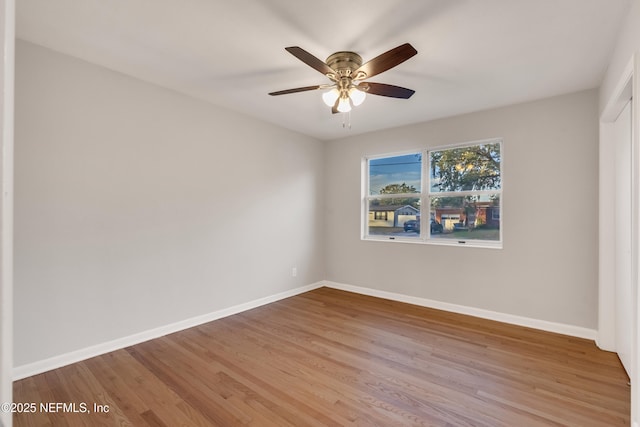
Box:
13 287 630 426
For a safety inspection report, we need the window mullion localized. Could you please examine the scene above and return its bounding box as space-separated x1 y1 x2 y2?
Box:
366 193 421 201
429 190 501 198
422 148 429 240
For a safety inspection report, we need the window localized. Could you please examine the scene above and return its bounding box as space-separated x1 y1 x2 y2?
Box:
374 211 388 221
363 139 502 247
365 153 422 240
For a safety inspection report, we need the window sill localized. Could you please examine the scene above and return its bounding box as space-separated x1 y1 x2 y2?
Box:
362 235 503 249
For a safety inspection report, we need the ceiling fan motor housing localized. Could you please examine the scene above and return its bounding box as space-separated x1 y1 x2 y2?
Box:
326 51 363 77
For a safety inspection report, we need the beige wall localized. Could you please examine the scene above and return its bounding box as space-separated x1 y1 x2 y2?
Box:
325 89 599 329
14 41 325 366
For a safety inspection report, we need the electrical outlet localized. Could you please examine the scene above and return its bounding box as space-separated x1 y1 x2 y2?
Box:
291 267 297 277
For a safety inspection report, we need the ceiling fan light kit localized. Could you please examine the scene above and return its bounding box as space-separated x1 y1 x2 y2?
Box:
269 43 418 121
322 88 340 106
348 87 366 106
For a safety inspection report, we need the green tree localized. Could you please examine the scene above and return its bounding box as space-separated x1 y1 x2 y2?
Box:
380 183 417 195
430 143 501 192
375 183 419 208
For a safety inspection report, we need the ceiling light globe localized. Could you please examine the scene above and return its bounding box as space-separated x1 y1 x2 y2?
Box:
337 97 352 113
349 88 366 106
322 88 340 107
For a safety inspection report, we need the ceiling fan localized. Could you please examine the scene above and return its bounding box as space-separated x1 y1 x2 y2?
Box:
269 43 418 114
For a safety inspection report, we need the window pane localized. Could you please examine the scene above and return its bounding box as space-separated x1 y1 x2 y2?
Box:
429 195 500 241
368 198 421 237
369 153 422 195
430 142 501 192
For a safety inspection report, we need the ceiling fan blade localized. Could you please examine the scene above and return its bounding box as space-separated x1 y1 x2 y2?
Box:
362 82 415 99
269 85 322 96
285 47 334 76
354 43 417 79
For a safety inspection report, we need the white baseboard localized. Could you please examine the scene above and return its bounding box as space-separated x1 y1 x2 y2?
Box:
14 280 598 380
13 282 324 380
323 281 597 341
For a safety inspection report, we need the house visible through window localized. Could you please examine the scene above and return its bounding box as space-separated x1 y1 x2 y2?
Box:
363 139 502 247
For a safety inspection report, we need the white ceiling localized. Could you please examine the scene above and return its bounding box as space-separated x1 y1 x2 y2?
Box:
17 0 630 141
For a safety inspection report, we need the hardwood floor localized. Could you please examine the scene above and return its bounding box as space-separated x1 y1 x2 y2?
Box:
14 287 630 426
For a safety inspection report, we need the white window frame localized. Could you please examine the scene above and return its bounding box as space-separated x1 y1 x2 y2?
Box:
362 138 503 249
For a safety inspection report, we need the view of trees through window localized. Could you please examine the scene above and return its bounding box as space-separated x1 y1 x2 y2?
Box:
365 140 502 246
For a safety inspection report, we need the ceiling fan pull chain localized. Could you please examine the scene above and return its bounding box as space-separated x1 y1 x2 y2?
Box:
342 111 352 130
